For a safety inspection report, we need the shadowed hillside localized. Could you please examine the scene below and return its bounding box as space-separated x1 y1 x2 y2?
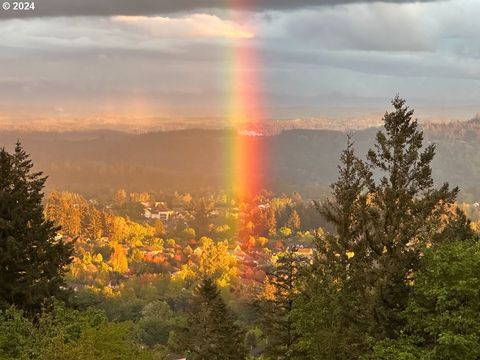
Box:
0 120 479 200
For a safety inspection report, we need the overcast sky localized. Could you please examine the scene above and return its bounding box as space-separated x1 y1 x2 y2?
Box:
0 0 479 125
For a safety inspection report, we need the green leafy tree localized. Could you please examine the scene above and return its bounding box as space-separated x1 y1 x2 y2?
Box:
114 201 144 221
138 300 180 347
0 303 158 360
171 278 247 360
366 240 480 360
0 143 73 315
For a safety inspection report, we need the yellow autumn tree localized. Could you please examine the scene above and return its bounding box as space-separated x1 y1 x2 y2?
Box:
110 243 128 274
196 237 238 287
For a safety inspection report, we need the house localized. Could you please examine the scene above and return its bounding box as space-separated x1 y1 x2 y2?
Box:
144 202 175 221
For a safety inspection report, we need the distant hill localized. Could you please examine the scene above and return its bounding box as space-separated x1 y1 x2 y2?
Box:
0 114 385 134
0 118 479 200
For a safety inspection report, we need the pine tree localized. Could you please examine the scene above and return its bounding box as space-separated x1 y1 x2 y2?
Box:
171 278 247 360
0 142 73 315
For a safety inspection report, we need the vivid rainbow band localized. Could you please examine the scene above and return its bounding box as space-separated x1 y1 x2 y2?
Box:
228 6 265 200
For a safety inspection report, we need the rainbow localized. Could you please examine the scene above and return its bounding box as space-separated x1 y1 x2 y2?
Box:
227 5 266 201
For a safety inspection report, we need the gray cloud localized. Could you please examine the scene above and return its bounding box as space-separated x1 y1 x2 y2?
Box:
0 0 478 123
259 4 436 52
0 0 442 18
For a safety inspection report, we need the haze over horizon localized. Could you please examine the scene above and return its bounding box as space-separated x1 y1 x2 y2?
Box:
1 0 480 130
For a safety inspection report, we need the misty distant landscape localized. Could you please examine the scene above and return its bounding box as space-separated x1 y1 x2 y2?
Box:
2 115 479 200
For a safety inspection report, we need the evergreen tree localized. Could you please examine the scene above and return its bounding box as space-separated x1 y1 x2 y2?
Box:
171 278 247 360
295 98 459 358
361 96 458 337
316 135 366 252
0 142 73 315
262 206 278 237
84 204 103 240
434 206 477 243
257 247 307 359
294 136 370 359
286 208 301 233
190 198 214 238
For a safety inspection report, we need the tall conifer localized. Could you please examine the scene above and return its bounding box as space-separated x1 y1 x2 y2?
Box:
0 142 73 315
295 97 459 358
257 247 307 359
172 278 247 360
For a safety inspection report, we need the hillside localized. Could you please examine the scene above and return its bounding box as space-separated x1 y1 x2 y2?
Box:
0 119 479 200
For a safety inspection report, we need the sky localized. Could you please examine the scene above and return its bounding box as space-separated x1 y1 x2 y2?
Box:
0 0 479 128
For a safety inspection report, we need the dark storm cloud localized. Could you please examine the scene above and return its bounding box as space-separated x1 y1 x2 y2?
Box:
0 0 442 18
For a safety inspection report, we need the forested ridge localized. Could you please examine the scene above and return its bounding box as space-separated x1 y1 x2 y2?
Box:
1 116 480 199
